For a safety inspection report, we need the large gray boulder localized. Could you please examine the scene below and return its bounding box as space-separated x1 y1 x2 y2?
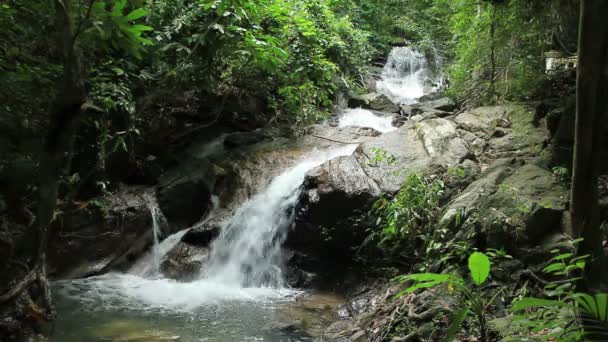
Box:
292 118 473 259
441 160 568 249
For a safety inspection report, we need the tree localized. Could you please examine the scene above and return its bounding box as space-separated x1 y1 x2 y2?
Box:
0 0 152 311
571 0 608 291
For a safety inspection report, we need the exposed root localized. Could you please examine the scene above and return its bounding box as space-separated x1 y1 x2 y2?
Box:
0 270 36 305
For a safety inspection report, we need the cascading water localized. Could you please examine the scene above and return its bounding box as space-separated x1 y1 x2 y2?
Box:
51 144 358 341
338 46 432 132
144 193 164 274
376 46 428 105
338 108 396 133
204 144 358 287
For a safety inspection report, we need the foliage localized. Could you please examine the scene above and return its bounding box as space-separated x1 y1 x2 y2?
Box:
395 252 501 342
370 173 445 260
368 147 396 166
147 0 372 123
508 242 598 341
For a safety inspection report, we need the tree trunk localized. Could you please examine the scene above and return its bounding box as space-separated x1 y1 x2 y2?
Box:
26 0 87 310
572 0 608 291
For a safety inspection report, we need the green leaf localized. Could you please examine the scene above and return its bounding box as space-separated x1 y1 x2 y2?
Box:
511 297 569 311
544 263 566 273
443 307 468 342
468 252 490 286
124 8 148 21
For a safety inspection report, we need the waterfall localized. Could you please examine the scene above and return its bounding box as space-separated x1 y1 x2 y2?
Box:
203 144 358 287
338 108 396 133
136 193 166 276
376 46 429 105
53 144 358 312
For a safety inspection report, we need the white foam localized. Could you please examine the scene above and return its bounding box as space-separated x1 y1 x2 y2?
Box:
338 108 396 133
376 46 428 105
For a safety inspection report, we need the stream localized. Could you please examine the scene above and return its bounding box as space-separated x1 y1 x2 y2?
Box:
50 46 434 342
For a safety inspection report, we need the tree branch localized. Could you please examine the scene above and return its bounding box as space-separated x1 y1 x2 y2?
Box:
71 0 95 47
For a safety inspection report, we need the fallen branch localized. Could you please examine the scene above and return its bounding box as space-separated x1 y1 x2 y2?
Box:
0 271 37 305
310 134 362 145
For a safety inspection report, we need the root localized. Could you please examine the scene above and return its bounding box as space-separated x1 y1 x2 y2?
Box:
0 270 37 305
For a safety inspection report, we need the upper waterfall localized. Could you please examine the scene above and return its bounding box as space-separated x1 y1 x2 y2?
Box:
376 46 429 104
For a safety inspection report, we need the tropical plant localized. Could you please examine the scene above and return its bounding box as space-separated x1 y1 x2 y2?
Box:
370 173 444 259
395 252 501 342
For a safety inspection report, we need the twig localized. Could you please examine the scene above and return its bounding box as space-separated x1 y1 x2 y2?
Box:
310 134 362 145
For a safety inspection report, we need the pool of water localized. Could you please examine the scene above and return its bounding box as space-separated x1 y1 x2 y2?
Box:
50 274 341 341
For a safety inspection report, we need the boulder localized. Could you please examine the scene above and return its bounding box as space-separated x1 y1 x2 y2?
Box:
441 160 568 249
159 242 209 281
348 93 379 108
348 93 400 113
160 218 223 280
223 130 267 149
157 179 211 229
418 97 456 112
368 94 400 113
47 188 160 278
181 221 221 246
293 119 473 261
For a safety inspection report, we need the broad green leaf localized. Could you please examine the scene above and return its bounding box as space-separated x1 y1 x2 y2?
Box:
468 252 490 286
511 297 569 311
124 8 148 21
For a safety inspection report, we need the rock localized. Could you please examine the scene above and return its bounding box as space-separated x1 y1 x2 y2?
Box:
181 222 220 246
410 106 450 117
441 160 568 249
368 94 400 113
293 119 472 263
347 93 400 113
157 179 211 229
223 130 266 149
501 163 568 242
160 242 209 281
47 188 160 278
347 93 379 108
416 118 472 166
419 97 456 112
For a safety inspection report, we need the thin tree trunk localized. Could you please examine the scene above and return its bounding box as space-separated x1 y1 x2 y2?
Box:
489 4 497 98
572 0 608 291
25 0 87 310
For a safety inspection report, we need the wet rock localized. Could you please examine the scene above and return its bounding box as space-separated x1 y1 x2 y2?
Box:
348 93 378 108
47 188 157 278
419 97 456 112
223 130 267 149
368 94 400 113
157 180 211 229
160 243 209 281
348 93 400 113
181 222 220 246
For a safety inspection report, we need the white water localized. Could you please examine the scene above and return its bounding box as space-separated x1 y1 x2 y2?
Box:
54 144 358 314
338 108 396 133
129 229 188 277
204 144 358 287
143 193 164 274
194 133 228 158
376 46 428 105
